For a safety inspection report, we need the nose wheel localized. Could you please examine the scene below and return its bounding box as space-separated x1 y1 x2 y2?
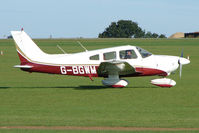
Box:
151 78 176 87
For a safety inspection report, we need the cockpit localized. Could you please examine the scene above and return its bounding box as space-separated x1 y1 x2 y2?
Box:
120 49 137 59
89 46 152 61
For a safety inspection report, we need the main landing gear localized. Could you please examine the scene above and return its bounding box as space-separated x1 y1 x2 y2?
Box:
102 75 128 88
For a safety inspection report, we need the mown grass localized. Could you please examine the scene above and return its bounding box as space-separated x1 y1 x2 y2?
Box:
1 129 199 133
0 38 199 132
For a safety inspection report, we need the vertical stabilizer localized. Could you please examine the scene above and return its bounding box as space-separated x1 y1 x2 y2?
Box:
11 31 47 63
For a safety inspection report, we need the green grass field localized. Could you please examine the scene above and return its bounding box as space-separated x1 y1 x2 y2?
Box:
0 38 199 132
2 129 199 133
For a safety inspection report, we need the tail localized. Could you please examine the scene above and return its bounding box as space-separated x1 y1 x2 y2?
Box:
11 31 47 66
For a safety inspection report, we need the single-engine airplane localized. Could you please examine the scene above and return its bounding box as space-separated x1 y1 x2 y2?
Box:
11 30 190 88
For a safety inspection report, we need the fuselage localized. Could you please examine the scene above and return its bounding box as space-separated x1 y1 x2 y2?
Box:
17 45 189 78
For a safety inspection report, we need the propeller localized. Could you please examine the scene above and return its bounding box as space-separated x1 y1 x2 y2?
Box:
178 50 190 78
178 50 183 79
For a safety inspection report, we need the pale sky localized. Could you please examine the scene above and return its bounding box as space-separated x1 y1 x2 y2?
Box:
1 0 199 38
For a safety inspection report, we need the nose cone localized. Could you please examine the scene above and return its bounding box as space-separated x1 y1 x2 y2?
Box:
179 57 190 65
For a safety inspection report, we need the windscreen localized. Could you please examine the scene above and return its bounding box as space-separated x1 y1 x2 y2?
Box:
136 47 152 58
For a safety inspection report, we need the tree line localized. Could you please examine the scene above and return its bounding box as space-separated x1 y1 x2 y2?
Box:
98 20 166 38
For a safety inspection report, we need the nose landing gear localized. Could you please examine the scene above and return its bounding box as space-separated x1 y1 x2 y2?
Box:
151 78 176 87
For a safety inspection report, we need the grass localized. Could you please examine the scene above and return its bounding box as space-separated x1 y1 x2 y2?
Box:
0 38 199 132
2 129 199 133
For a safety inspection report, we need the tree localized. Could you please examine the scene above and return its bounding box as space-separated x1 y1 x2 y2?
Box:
144 32 153 38
7 35 13 39
144 32 166 38
134 28 145 38
99 20 144 38
98 20 167 38
152 33 159 38
158 34 166 38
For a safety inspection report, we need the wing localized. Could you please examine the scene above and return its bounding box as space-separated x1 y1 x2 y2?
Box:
97 60 136 77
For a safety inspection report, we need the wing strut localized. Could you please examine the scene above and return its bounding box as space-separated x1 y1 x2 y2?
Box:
77 41 88 52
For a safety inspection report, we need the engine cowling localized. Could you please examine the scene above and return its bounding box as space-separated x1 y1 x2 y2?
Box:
151 78 176 87
102 79 128 88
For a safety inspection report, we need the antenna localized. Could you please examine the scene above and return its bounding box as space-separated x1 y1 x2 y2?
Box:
57 45 67 54
77 41 88 52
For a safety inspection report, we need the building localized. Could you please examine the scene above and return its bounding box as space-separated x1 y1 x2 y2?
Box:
169 32 184 38
185 32 199 38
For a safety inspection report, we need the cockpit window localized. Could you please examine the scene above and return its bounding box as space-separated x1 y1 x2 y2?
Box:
103 51 116 60
136 47 152 58
120 50 137 59
89 54 99 60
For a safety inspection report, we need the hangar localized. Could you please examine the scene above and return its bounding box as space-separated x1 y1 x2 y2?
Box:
185 32 199 38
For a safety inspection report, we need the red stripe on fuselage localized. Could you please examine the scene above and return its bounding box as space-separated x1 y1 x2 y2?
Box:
25 64 167 77
20 63 167 78
135 67 168 76
23 63 99 77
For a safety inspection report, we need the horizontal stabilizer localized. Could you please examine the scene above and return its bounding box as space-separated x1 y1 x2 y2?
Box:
13 65 33 69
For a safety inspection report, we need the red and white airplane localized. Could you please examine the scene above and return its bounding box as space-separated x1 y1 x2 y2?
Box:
11 30 190 88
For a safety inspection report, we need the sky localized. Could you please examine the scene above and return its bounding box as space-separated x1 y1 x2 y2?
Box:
1 0 199 38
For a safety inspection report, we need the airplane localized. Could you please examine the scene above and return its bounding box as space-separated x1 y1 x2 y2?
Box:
11 30 190 88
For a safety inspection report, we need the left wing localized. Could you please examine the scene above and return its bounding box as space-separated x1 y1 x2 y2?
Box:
97 60 136 77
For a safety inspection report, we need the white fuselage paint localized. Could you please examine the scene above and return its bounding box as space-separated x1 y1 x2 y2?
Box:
11 31 190 77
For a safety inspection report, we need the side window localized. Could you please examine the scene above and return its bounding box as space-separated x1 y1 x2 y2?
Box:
103 51 116 60
89 54 99 60
120 50 137 59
